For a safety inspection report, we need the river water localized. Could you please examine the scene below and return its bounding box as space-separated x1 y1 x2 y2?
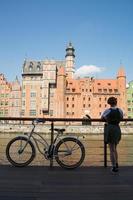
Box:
0 133 133 167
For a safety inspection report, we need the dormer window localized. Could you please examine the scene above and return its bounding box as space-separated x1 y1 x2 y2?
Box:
29 62 33 71
29 66 33 71
37 62 41 71
37 65 40 71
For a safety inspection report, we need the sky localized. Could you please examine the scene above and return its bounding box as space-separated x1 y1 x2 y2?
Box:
0 0 133 82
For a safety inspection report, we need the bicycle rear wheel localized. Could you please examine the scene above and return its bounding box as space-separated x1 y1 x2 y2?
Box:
6 136 36 167
55 137 85 169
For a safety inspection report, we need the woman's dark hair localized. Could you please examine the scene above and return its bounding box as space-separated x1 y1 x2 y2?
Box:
107 97 117 106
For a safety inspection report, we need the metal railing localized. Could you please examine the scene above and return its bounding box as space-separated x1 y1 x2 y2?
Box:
0 117 133 167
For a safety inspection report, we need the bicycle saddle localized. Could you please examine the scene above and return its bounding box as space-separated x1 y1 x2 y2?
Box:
54 128 65 132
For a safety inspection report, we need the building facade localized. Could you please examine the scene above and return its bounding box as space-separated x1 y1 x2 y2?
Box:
9 77 22 117
0 74 11 117
0 74 21 118
21 43 127 118
127 80 133 118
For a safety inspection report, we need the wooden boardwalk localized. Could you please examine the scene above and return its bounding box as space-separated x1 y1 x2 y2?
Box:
0 165 133 200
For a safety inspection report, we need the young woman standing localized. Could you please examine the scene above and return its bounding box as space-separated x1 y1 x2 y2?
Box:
101 97 123 173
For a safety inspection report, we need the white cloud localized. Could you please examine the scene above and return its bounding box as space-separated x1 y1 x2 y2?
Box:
74 65 105 78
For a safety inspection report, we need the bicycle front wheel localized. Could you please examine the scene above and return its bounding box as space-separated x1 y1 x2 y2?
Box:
55 137 85 169
6 136 36 167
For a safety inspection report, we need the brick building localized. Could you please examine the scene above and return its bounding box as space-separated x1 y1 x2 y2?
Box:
0 74 21 118
127 80 133 118
21 43 127 118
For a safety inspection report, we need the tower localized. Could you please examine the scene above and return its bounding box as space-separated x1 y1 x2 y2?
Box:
117 66 127 115
54 66 66 118
65 42 75 79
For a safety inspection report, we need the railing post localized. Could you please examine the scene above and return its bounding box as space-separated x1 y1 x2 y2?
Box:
104 142 107 167
104 123 107 167
50 121 54 167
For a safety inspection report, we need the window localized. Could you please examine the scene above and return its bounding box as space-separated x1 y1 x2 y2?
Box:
72 97 74 101
103 89 107 93
5 110 8 115
99 104 101 107
67 97 69 101
1 94 4 97
50 93 54 97
30 100 36 108
30 110 36 116
88 104 91 107
72 104 74 108
37 65 40 71
0 101 3 106
29 62 33 71
50 83 56 88
99 98 101 101
98 89 102 93
72 112 74 115
109 89 112 93
49 110 53 116
5 102 8 106
22 92 25 97
21 110 25 116
98 83 101 85
30 92 36 97
88 97 90 101
67 104 69 108
108 83 111 86
0 110 4 116
72 88 75 92
29 65 33 71
114 89 118 93
83 104 85 108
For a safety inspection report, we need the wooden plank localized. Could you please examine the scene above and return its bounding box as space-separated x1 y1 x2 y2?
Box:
0 166 133 200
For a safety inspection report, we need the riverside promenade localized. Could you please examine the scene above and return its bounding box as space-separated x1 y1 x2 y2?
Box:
0 165 133 200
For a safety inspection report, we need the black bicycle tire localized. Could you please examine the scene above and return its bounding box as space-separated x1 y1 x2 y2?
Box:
6 136 36 167
54 137 85 169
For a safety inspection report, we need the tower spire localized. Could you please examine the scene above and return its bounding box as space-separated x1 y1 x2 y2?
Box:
117 66 126 78
65 42 75 78
65 42 75 58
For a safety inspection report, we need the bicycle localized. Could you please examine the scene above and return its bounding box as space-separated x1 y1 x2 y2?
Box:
6 119 85 169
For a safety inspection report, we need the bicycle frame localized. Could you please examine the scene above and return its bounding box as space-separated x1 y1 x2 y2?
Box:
22 122 66 157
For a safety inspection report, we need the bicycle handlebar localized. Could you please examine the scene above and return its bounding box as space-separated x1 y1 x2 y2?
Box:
32 118 46 124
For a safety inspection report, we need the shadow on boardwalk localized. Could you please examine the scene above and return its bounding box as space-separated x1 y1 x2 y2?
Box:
0 165 133 200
